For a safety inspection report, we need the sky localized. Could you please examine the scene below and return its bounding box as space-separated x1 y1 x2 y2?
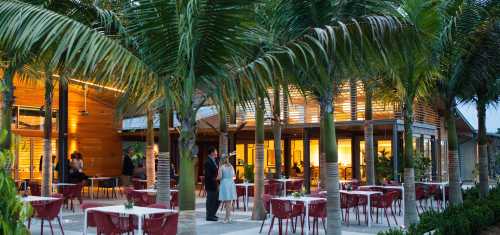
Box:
458 103 500 133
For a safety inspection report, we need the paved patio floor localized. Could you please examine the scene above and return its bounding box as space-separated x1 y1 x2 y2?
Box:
26 191 419 235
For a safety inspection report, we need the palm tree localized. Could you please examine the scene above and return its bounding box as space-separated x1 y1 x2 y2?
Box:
430 0 500 205
363 79 376 185
252 94 267 220
146 108 156 188
379 0 442 226
41 71 55 196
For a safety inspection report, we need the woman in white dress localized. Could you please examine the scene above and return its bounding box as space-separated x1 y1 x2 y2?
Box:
217 157 237 223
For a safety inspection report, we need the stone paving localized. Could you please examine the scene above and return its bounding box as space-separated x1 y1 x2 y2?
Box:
26 191 414 235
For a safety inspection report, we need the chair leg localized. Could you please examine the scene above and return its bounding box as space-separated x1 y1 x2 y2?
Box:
390 206 398 226
41 219 44 235
56 216 65 235
259 214 267 233
28 218 31 229
268 216 275 235
384 208 390 227
322 218 326 234
49 220 54 235
285 219 289 235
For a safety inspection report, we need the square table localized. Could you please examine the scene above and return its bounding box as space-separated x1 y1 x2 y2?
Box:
235 182 254 211
359 185 405 224
88 177 117 199
83 205 175 235
272 196 326 235
133 188 179 194
274 179 302 197
419 181 448 210
52 183 76 193
20 195 58 203
340 190 382 227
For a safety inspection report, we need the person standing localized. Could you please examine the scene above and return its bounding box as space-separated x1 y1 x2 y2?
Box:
218 157 237 223
204 146 220 221
121 147 135 186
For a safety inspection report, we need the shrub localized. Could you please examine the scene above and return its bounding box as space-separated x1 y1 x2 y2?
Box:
377 228 406 235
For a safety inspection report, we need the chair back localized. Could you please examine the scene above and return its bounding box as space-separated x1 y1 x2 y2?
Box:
132 179 146 189
262 194 272 213
32 198 64 220
81 202 105 227
148 203 168 209
309 200 327 218
265 183 281 196
29 182 41 196
270 199 292 219
415 185 426 200
144 212 179 235
93 211 117 234
170 191 179 209
340 193 358 208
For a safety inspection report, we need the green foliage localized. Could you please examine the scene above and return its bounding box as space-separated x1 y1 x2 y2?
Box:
377 228 406 235
414 152 431 181
243 164 254 183
0 142 31 234
127 142 145 167
382 184 500 235
375 149 393 183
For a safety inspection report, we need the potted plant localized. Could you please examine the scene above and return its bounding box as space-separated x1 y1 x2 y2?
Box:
243 164 254 183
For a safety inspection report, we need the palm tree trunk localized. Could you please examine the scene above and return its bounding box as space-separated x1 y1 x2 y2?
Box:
219 109 228 158
41 73 54 197
319 103 327 190
0 65 15 153
364 83 375 185
477 100 489 198
272 85 282 178
157 106 171 205
178 115 197 235
446 105 463 205
402 99 418 226
146 109 156 188
252 95 266 220
321 95 341 235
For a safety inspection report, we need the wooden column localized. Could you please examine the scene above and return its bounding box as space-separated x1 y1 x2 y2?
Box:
431 136 437 181
352 135 361 180
58 82 68 183
392 122 399 181
284 136 291 178
303 129 311 193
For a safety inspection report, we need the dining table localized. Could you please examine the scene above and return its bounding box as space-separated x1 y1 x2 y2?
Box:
271 196 326 235
83 205 175 235
340 190 382 227
274 178 302 197
88 177 118 199
235 182 254 211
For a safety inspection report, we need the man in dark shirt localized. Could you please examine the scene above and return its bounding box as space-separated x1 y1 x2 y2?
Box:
204 146 219 221
121 148 135 186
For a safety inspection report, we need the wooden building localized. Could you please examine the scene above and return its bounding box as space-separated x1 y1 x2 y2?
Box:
3 74 123 180
121 81 476 186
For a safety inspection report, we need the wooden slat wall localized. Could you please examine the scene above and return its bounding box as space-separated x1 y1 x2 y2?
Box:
9 78 122 177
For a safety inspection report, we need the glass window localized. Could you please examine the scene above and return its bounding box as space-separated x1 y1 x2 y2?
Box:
13 106 58 131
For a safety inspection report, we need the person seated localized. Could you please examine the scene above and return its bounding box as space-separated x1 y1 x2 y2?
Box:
292 162 302 176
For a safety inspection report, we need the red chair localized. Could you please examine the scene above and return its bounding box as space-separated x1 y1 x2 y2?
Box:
170 191 179 209
433 186 449 209
60 183 83 212
385 188 402 215
132 179 147 189
94 211 134 235
198 176 206 197
371 191 398 226
265 183 281 196
143 212 179 235
135 192 157 207
308 200 327 235
81 202 106 228
259 194 273 233
415 185 427 214
28 198 65 235
286 180 304 194
29 182 41 196
340 193 359 225
267 199 303 235
124 187 134 201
